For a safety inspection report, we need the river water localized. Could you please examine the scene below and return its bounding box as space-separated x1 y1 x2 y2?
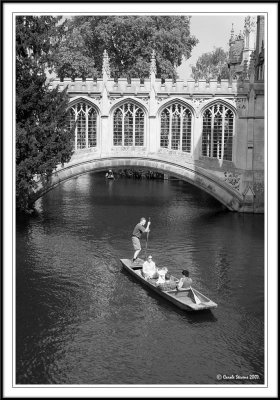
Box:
16 172 264 385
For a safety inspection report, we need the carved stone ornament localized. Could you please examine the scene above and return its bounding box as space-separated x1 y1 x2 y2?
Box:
156 97 167 104
150 50 157 77
137 97 149 106
243 184 255 199
191 98 206 108
244 16 256 32
235 98 247 110
102 49 111 78
253 182 264 195
224 171 241 190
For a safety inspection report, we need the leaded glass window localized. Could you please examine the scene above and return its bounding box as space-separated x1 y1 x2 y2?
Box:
135 108 144 146
160 111 169 148
160 103 192 152
67 102 98 150
223 109 234 161
182 110 192 152
88 108 97 147
113 103 145 146
202 103 234 161
113 109 123 146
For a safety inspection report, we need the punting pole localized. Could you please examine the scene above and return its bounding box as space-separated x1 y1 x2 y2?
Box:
145 217 151 259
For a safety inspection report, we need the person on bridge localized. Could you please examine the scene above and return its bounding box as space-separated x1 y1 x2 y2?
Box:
132 217 151 262
142 255 158 279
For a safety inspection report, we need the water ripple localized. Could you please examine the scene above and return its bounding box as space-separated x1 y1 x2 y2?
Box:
16 173 264 384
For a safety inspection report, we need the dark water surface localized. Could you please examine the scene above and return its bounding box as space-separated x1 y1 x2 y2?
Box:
16 173 264 385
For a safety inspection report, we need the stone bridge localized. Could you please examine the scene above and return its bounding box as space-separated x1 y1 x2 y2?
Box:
31 147 261 213
31 19 264 213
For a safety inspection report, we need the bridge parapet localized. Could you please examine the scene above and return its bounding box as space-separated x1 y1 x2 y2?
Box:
51 76 246 96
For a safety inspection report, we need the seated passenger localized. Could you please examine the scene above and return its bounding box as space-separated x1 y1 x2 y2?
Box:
177 269 192 291
105 169 114 179
142 255 158 279
156 272 177 291
156 267 168 284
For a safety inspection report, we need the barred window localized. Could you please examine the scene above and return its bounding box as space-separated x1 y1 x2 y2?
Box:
113 103 145 146
67 102 98 150
202 104 234 161
160 103 192 152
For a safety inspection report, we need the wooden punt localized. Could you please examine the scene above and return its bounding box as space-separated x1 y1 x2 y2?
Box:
120 258 218 311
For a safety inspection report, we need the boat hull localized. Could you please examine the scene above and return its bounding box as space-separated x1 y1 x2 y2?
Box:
120 258 218 311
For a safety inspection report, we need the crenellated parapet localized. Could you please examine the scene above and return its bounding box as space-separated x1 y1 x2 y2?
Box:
50 74 250 97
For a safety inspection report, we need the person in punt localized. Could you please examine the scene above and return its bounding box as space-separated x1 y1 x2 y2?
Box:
156 271 177 291
131 217 151 262
176 269 192 291
156 266 168 284
105 169 115 179
142 255 158 279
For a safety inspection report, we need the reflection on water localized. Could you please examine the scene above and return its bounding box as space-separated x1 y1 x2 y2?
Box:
16 173 264 384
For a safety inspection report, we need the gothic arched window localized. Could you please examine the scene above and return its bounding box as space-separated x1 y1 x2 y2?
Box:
113 103 145 146
67 102 97 150
202 103 234 161
160 103 192 152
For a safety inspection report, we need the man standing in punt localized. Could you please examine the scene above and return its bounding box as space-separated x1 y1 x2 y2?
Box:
131 217 151 262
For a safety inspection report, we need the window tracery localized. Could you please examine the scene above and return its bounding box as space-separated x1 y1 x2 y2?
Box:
202 103 234 161
113 103 144 146
68 102 97 150
160 103 192 152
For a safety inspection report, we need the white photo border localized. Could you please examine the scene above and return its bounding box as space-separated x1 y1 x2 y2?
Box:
3 1 278 398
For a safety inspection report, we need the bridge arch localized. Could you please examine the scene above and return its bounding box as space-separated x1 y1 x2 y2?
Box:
30 156 243 211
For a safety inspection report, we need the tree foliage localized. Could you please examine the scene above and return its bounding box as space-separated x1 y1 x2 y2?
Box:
54 16 199 80
16 16 75 213
53 24 97 80
191 47 229 81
